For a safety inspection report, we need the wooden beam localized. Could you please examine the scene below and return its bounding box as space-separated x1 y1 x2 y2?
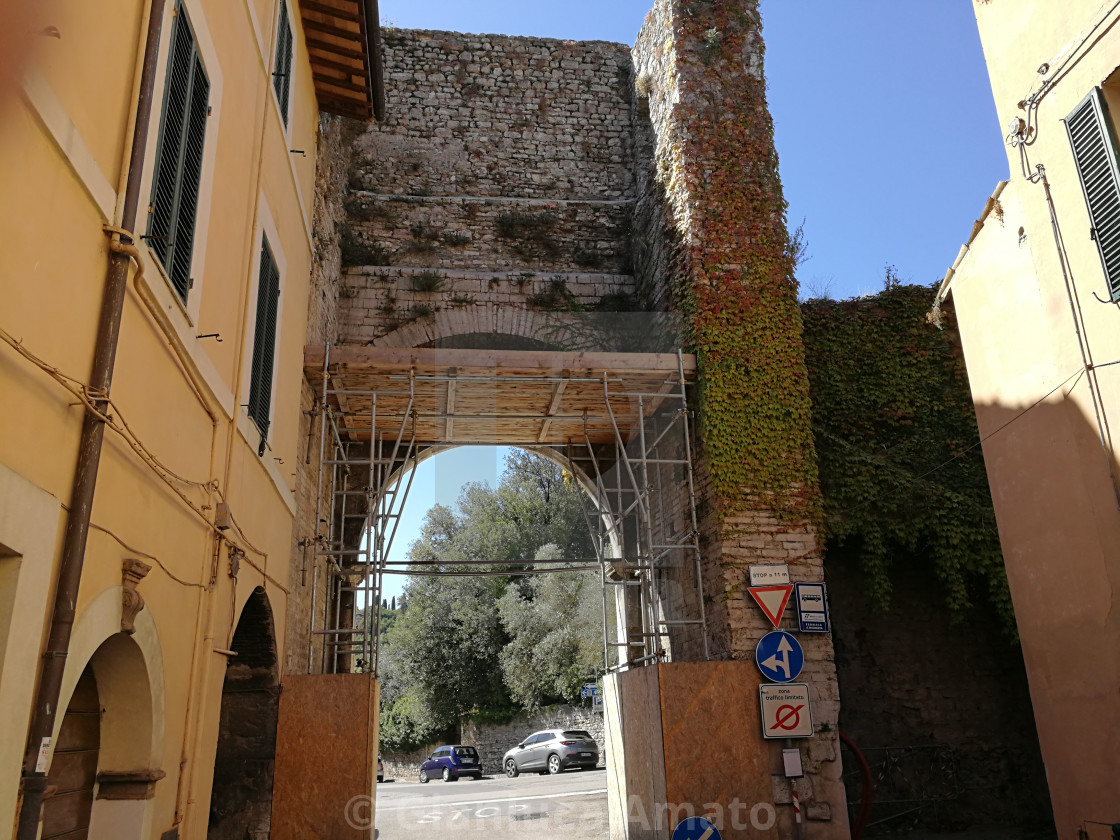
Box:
308 53 367 77
538 377 569 443
316 94 372 120
313 73 370 95
445 369 457 441
301 0 362 18
305 36 366 60
304 345 697 378
302 16 364 43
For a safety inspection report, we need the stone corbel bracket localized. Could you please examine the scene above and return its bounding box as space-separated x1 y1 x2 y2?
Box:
121 558 152 635
96 769 166 800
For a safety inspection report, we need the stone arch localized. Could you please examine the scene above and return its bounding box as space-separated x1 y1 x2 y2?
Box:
49 587 164 840
207 586 279 840
367 304 564 350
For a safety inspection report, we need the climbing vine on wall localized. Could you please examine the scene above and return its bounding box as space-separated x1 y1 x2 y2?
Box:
662 2 821 525
802 283 1015 635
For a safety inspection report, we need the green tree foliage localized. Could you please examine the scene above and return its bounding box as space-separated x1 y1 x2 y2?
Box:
498 544 606 711
378 451 600 752
802 281 1014 635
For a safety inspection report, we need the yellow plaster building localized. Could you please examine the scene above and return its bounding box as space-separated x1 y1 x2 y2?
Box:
940 2 1120 837
0 1 381 838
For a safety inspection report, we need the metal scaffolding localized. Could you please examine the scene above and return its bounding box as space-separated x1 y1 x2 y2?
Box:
304 344 709 678
309 344 419 676
578 351 709 669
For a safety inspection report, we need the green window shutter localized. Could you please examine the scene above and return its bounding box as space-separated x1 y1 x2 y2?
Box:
147 4 210 302
1066 88 1120 301
273 0 293 127
248 237 281 442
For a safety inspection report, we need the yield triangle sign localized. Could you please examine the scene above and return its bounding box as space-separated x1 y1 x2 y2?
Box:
748 585 794 628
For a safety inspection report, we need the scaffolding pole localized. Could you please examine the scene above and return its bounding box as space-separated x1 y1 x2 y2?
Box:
304 346 709 681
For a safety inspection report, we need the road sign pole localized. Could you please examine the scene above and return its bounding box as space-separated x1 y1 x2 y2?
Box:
786 738 806 840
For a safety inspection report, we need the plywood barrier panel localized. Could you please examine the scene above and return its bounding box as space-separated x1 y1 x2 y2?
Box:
272 674 379 839
606 666 669 840
658 662 775 840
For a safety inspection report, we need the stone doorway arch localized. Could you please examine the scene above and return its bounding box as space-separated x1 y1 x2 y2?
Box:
44 626 161 840
207 586 279 840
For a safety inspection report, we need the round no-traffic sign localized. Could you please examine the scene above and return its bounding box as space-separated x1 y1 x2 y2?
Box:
754 630 804 683
672 816 722 840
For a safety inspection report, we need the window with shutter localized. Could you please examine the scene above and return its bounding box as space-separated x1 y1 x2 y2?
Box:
1066 88 1120 301
273 0 294 127
248 237 281 443
147 3 210 303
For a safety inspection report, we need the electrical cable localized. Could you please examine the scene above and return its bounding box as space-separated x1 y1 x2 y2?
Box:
1 325 289 594
86 518 206 589
912 366 1086 481
811 364 1088 520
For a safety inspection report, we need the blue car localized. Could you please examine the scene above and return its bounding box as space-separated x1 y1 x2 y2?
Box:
419 744 483 783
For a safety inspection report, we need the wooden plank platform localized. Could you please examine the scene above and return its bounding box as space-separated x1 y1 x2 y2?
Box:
304 345 696 445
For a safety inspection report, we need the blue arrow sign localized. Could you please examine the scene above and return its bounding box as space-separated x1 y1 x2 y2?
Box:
754 630 804 683
671 817 722 840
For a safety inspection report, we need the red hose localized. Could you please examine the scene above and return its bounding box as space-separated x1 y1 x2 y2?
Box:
840 731 874 840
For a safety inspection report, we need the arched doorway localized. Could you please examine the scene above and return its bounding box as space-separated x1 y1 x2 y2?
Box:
41 626 159 840
41 665 99 840
208 586 279 840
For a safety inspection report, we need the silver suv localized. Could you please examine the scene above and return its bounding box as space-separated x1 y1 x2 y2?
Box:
502 729 599 777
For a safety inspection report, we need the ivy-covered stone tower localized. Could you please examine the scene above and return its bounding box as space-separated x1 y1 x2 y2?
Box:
631 1 847 835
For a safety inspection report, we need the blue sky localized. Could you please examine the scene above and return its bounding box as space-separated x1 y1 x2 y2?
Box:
377 0 1010 300
371 1 1010 600
373 446 510 604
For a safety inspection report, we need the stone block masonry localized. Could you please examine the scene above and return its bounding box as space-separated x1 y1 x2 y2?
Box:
345 192 634 274
359 30 634 200
340 28 646 350
632 1 848 837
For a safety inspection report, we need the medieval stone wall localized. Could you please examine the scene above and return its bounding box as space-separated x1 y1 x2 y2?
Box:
360 29 634 200
341 267 634 347
338 29 642 350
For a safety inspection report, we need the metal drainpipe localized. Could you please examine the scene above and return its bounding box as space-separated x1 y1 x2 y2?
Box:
15 3 167 837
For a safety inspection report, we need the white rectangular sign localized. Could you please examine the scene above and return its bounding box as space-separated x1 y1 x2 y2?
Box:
749 564 790 586
795 582 830 632
759 683 813 739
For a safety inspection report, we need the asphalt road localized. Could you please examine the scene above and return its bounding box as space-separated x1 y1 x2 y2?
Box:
374 767 609 840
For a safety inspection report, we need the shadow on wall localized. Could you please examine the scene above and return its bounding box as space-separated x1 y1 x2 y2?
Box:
827 389 1120 835
829 558 1052 835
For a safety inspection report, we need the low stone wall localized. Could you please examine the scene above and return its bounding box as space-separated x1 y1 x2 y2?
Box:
381 705 604 780
462 705 605 776
379 744 439 783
